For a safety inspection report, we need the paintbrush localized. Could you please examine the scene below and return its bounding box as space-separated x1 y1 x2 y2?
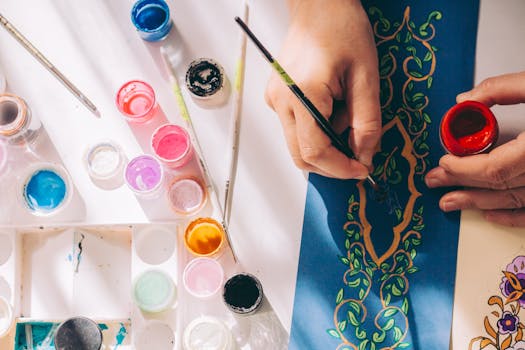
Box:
160 46 238 262
223 1 249 225
234 17 379 190
0 13 100 118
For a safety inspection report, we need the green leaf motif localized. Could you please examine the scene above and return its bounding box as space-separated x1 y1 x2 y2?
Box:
385 293 392 305
423 51 433 62
338 320 347 332
340 257 350 265
358 288 365 300
356 327 367 340
384 308 398 318
402 298 409 314
349 301 361 315
348 311 360 327
327 328 340 339
398 343 411 348
359 339 369 350
409 71 423 78
348 278 361 288
427 76 433 88
392 284 403 297
383 319 395 331
373 331 386 343
393 326 404 341
336 288 344 304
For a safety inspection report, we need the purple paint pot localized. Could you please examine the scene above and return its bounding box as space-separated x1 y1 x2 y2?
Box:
125 155 164 198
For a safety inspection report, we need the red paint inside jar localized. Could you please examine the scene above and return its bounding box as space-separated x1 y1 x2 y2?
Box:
440 100 498 156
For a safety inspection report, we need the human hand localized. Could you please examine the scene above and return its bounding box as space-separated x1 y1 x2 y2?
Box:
425 71 525 226
265 0 381 179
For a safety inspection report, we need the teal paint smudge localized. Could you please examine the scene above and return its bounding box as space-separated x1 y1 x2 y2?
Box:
114 323 128 349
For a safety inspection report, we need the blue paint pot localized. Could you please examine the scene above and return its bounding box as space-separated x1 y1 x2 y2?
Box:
22 164 72 216
131 0 173 42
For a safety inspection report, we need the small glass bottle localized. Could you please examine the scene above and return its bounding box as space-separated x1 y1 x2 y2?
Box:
0 94 43 147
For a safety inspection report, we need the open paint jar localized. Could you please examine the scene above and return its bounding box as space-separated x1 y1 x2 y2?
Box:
134 225 176 265
151 124 194 169
0 93 42 146
54 317 103 350
185 58 230 108
85 141 125 187
183 257 224 299
168 176 206 216
133 269 176 313
183 316 234 350
0 296 13 338
184 217 225 257
131 0 173 42
20 163 73 216
440 100 498 156
125 155 164 198
223 273 264 315
116 80 158 123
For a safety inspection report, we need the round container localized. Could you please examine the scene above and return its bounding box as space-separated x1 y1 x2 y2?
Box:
184 217 225 257
183 316 234 350
133 269 176 313
125 155 164 198
0 93 42 146
116 80 158 123
183 258 224 299
54 317 102 350
134 225 176 265
131 0 173 42
21 163 73 216
85 141 125 184
135 321 175 350
168 176 206 216
151 124 193 169
0 296 13 338
440 100 498 156
0 141 7 178
185 58 230 108
223 273 263 315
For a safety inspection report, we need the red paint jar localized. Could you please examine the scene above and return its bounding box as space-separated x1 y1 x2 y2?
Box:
440 100 498 156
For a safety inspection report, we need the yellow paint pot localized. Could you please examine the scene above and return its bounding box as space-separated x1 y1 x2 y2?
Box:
184 217 225 257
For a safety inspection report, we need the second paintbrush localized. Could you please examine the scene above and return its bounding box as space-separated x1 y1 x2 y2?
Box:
234 17 378 188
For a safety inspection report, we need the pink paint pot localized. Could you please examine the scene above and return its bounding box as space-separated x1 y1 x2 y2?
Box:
125 155 164 198
168 176 207 216
151 124 193 169
116 80 158 123
183 257 224 299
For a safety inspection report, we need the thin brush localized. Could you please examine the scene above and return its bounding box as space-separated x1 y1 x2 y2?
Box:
0 13 100 118
234 17 379 189
223 1 249 225
160 46 238 262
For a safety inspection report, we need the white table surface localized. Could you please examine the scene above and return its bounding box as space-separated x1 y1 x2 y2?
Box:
1 0 524 341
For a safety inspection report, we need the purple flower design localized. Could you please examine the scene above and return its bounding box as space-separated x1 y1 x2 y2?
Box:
500 256 525 306
498 312 519 334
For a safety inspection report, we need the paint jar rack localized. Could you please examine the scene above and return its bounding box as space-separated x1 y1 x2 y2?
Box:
175 227 289 350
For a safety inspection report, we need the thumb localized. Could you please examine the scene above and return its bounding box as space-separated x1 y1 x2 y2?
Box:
457 71 525 107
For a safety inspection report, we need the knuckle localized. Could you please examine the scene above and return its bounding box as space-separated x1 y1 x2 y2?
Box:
291 155 310 170
485 164 512 187
504 191 525 209
300 146 326 164
479 77 497 92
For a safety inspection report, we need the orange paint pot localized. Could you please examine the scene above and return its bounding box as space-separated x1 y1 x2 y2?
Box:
184 217 225 257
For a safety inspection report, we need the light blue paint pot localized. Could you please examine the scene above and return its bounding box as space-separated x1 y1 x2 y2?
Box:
131 0 173 42
133 269 176 313
22 164 72 216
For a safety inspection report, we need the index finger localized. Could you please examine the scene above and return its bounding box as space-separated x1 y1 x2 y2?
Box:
439 132 525 184
457 71 525 107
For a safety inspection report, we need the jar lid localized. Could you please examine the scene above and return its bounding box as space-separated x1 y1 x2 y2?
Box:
183 316 233 350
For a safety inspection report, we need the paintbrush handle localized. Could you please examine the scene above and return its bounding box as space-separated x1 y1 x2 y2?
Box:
0 13 100 117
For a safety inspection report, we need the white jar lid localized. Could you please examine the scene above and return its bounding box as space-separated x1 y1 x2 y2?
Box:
183 316 233 350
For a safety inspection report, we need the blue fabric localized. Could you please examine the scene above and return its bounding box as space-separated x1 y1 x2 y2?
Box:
289 1 479 349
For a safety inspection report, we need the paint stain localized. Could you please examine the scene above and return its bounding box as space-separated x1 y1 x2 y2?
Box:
184 218 224 256
114 323 128 349
75 232 85 273
223 274 263 314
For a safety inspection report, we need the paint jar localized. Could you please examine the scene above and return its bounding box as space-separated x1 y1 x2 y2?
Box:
0 141 8 179
0 296 13 338
223 273 264 315
183 258 224 299
20 163 73 216
132 269 176 313
135 321 175 350
85 141 126 187
54 317 102 350
151 124 194 169
125 155 164 199
183 316 234 350
131 0 173 42
116 80 158 123
134 225 176 265
440 100 499 156
0 93 42 146
184 217 225 257
185 58 230 108
168 176 207 216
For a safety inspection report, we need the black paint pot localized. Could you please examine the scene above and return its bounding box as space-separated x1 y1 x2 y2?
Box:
222 273 263 315
54 316 103 350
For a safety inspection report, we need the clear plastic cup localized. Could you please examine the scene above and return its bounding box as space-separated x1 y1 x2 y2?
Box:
125 155 164 199
183 316 234 350
19 163 73 217
116 80 158 123
183 257 224 299
132 269 176 313
0 93 43 146
151 124 194 169
85 141 126 187
168 176 207 216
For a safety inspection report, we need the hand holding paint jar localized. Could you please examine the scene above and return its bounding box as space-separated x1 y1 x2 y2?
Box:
425 71 525 227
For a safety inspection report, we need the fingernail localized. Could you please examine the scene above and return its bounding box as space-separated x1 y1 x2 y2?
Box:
456 91 470 102
441 199 459 212
424 175 442 188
